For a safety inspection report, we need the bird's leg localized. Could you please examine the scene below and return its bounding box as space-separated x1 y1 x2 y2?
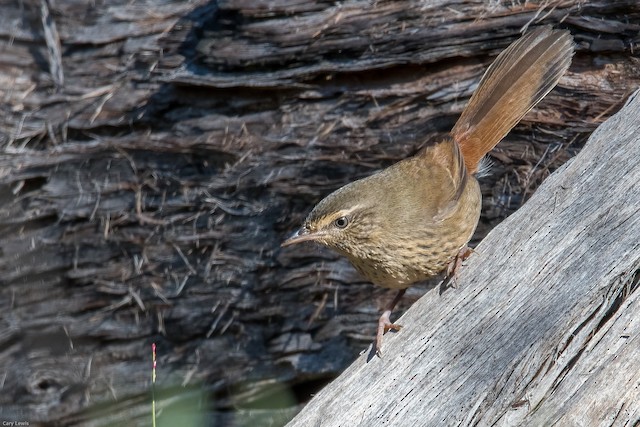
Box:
445 245 474 288
375 288 407 357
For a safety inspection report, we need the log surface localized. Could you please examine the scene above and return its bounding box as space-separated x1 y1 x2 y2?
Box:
288 90 640 426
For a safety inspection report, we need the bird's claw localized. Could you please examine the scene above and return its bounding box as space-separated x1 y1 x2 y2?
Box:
374 310 402 357
445 246 474 288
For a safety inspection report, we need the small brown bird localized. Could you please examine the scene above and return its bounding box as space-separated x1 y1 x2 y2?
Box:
283 27 574 355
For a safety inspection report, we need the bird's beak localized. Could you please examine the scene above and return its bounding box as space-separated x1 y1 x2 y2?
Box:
281 227 323 247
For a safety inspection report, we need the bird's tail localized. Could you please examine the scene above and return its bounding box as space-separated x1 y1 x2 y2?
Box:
452 26 574 174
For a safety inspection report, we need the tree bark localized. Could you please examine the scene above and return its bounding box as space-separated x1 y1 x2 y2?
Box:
0 1 638 425
288 90 640 426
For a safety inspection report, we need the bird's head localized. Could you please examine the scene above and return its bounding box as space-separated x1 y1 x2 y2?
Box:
282 180 378 255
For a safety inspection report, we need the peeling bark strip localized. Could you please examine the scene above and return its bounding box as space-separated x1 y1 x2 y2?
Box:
0 0 639 425
288 90 640 426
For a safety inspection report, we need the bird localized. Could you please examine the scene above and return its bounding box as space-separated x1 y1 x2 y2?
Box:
282 26 574 356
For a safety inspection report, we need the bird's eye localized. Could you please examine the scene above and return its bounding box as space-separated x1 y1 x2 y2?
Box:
334 216 349 229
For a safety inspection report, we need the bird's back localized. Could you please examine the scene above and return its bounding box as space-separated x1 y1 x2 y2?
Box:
342 139 481 288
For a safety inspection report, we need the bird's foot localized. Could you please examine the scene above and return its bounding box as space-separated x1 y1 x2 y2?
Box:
445 246 474 288
375 309 402 357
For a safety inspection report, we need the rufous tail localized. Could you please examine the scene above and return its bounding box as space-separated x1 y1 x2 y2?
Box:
452 26 574 174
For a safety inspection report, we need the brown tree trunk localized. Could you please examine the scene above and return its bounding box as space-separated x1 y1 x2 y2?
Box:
0 1 638 425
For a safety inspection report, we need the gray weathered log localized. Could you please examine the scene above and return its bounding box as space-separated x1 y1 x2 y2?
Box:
288 90 640 426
